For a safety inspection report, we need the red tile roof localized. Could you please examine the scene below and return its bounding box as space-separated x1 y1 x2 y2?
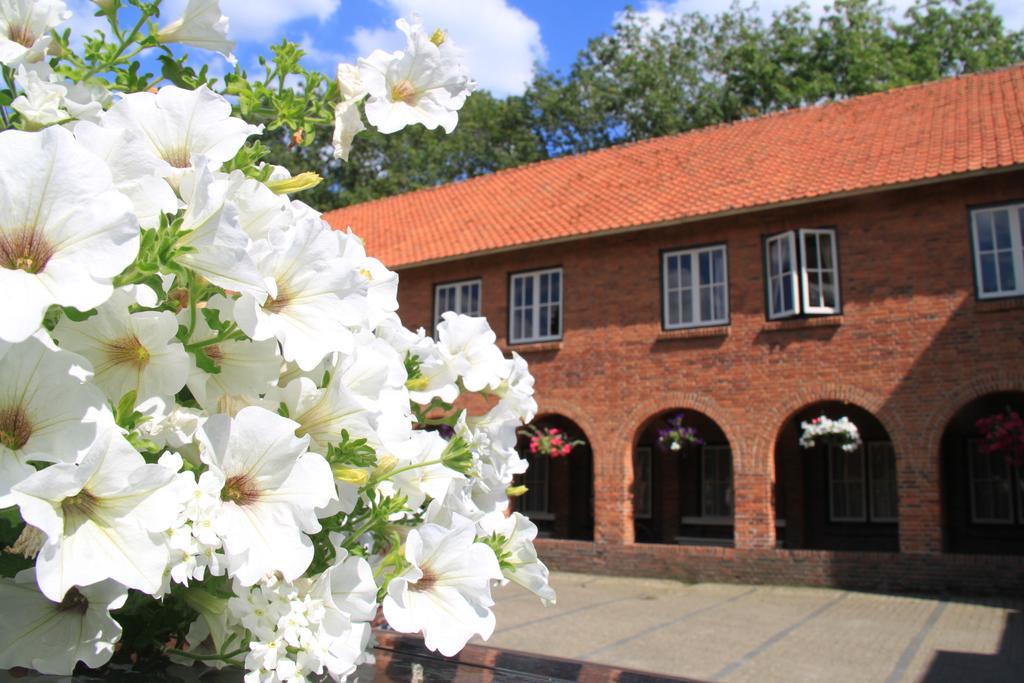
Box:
324 65 1024 269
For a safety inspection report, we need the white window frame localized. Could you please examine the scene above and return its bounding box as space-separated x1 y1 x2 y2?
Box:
828 444 868 523
433 278 482 330
509 268 563 344
765 228 840 319
662 245 729 330
765 232 799 319
700 444 733 520
867 441 898 523
633 446 653 520
521 452 552 520
971 203 1024 300
799 228 841 314
967 440 1015 525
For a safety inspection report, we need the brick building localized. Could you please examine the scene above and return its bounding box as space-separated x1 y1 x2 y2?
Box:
326 66 1024 594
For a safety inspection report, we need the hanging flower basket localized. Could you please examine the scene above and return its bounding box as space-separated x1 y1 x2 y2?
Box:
656 413 703 453
976 408 1024 466
799 415 862 452
523 425 585 458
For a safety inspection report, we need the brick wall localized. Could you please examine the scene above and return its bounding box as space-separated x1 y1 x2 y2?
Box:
387 170 1024 592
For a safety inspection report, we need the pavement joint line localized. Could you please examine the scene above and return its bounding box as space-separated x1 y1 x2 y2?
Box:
578 587 760 661
710 592 849 681
493 595 642 635
883 601 948 683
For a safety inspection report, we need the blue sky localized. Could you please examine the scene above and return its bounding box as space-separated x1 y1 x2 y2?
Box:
67 0 1024 98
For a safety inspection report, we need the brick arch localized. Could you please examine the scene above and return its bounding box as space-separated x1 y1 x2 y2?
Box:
754 383 910 473
922 372 1024 461
533 397 599 445
622 392 740 455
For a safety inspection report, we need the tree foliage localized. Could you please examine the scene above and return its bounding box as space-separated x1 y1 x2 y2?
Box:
273 0 1024 211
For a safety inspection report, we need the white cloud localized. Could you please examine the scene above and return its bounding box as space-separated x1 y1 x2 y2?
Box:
619 1 1024 29
160 0 341 43
350 0 546 97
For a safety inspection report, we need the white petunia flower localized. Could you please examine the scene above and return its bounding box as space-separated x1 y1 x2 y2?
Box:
436 312 510 392
479 511 556 605
198 406 336 585
55 289 190 406
175 163 266 298
336 62 367 101
387 430 464 509
73 120 179 229
0 336 108 508
10 63 68 128
383 515 502 656
0 0 69 66
102 85 261 177
359 17 475 135
0 568 127 675
12 428 185 601
332 99 366 161
157 0 236 64
0 126 139 342
234 219 364 371
274 376 375 455
184 295 280 411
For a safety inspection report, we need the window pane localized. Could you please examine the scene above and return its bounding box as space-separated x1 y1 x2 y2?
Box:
681 287 693 322
969 442 1013 523
712 249 725 284
819 233 834 269
976 211 993 250
713 283 726 319
699 287 711 321
998 251 1016 291
667 256 680 289
469 284 480 315
667 291 681 326
550 304 560 335
994 210 1012 248
524 276 533 307
514 278 523 306
804 233 819 268
808 272 822 308
679 254 692 288
539 273 549 305
513 310 522 340
699 251 711 286
781 238 792 271
981 253 998 292
782 274 794 311
550 272 560 303
821 271 835 307
769 240 780 276
523 306 533 339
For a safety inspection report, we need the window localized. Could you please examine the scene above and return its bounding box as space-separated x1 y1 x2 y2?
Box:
868 442 898 522
765 228 840 319
434 279 481 329
633 446 653 519
521 452 551 518
701 445 733 518
829 442 899 523
967 440 1019 524
828 445 867 522
509 268 562 344
971 203 1024 299
662 245 728 329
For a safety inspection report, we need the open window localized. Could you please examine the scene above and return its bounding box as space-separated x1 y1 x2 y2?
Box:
765 228 840 319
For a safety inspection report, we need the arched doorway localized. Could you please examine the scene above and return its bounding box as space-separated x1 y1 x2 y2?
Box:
941 391 1024 555
633 410 733 546
774 401 898 551
514 414 593 540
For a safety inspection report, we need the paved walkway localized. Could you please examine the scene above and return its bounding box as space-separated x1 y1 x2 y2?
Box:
477 572 1023 682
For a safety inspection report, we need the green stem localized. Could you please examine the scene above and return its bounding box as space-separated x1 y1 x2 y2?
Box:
373 458 444 484
83 9 153 79
185 324 238 352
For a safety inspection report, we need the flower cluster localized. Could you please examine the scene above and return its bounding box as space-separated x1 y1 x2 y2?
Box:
799 415 862 452
656 413 703 453
976 408 1024 466
524 426 585 458
0 2 554 680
